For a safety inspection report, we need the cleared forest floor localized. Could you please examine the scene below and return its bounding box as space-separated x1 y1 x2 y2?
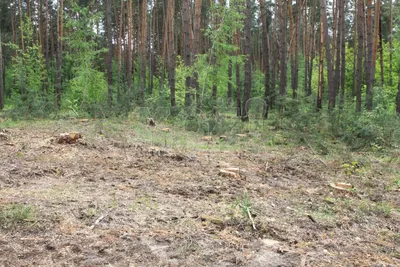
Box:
0 119 399 266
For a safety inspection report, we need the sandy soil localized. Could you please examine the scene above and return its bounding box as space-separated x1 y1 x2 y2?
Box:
0 120 399 266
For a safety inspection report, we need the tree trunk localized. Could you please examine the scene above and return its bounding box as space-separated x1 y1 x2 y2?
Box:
293 1 300 99
303 1 308 96
227 59 233 105
320 0 335 110
288 0 296 99
192 0 202 108
307 0 317 96
55 0 63 109
139 0 147 104
372 0 380 80
334 0 342 101
242 0 252 121
105 0 113 105
116 0 124 102
279 0 287 100
356 0 364 112
127 0 133 91
18 0 24 51
39 0 43 51
317 21 324 111
365 0 373 110
339 0 346 107
260 0 270 118
167 0 176 107
11 3 17 59
270 0 279 106
389 0 393 86
0 28 3 110
236 60 241 117
45 0 50 70
352 2 357 98
235 30 241 116
148 6 154 96
397 72 400 115
378 15 383 86
182 0 192 107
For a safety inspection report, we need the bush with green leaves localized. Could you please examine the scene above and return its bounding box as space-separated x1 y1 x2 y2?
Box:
62 4 108 117
6 17 52 118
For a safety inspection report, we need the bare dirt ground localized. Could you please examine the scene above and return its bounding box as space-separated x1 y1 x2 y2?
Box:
0 119 399 266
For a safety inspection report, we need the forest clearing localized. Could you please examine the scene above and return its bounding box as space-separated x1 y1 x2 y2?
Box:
1 0 400 265
0 118 399 266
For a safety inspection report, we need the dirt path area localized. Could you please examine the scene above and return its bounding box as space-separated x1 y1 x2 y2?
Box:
0 120 399 266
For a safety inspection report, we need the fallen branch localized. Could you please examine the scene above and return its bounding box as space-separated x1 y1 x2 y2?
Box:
90 214 108 230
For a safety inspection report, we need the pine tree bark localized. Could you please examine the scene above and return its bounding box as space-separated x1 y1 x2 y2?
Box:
397 72 400 114
270 0 279 106
372 0 380 79
279 0 287 100
235 30 241 116
378 15 383 86
293 1 301 99
356 0 364 112
105 0 113 105
227 59 233 105
365 0 373 110
352 2 357 98
242 0 252 121
18 0 24 51
167 0 176 107
0 28 3 110
303 1 308 96
45 0 50 70
39 0 43 51
339 0 346 107
148 6 154 95
389 0 393 86
182 0 192 107
334 0 342 101
288 0 296 99
317 21 324 111
116 0 124 101
260 0 270 118
192 0 202 108
127 0 133 91
307 0 317 96
11 3 17 59
55 0 63 109
139 0 147 104
320 0 335 110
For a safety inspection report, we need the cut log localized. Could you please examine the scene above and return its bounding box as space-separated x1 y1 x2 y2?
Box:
57 132 82 144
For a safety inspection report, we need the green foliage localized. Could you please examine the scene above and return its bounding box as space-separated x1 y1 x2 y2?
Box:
272 93 400 152
234 191 256 230
341 161 361 175
6 16 52 118
62 4 108 117
0 204 37 229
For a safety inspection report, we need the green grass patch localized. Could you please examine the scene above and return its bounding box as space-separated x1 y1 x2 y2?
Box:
0 204 37 229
